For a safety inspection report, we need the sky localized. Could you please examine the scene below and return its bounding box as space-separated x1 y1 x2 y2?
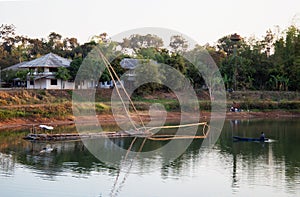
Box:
0 0 299 45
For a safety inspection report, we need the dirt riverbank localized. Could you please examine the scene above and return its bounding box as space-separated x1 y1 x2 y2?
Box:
1 110 299 131
1 89 300 130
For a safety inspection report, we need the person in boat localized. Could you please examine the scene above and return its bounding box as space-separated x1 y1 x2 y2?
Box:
260 132 265 141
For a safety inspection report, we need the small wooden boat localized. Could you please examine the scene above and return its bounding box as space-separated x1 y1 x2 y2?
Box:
233 136 269 142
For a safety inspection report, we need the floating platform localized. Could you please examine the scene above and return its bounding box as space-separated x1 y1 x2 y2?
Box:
23 131 208 141
23 123 209 141
23 131 133 141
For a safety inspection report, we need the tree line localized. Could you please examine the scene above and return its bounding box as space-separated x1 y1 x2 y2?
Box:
0 24 300 91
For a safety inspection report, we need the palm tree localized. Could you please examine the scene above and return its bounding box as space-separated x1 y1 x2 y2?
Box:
270 75 279 90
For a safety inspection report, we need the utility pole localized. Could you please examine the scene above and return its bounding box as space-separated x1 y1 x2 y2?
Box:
0 65 1 88
265 30 273 58
230 33 241 91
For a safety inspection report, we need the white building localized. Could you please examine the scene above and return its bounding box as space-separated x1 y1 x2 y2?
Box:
19 53 75 89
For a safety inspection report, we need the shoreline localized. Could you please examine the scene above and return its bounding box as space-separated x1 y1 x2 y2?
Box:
1 110 300 131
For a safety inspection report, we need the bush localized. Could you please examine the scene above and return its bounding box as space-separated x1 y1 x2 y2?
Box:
232 100 300 111
95 103 111 114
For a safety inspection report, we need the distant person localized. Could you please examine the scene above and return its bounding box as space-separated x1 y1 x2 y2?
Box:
260 132 265 141
231 101 241 112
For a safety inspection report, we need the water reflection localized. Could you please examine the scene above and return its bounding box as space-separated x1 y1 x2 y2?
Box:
0 119 299 196
0 153 15 177
219 118 300 195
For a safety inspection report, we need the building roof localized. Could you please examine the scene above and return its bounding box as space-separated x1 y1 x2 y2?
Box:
19 53 71 68
2 61 28 71
120 58 157 69
120 58 140 70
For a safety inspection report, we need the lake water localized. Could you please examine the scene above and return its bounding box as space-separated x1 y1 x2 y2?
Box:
0 119 299 197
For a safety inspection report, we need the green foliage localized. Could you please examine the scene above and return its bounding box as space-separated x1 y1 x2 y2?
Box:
16 69 28 81
95 103 110 114
2 69 16 84
134 60 163 95
68 57 82 80
235 100 300 111
55 67 71 89
272 26 300 90
0 109 26 120
169 35 188 52
56 67 70 81
1 23 300 91
121 34 163 53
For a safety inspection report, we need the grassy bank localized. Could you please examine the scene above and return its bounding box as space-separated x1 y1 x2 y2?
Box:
0 102 73 120
0 89 299 122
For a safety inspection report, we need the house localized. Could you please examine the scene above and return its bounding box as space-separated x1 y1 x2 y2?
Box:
120 58 158 88
19 53 75 89
99 80 124 89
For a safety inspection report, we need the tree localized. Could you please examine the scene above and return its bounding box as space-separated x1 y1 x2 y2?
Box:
168 52 187 75
68 57 83 80
27 38 49 57
73 41 97 58
0 24 16 53
216 35 243 56
11 36 30 63
90 32 110 44
185 45 224 98
63 37 79 50
109 54 127 78
0 24 19 68
16 69 29 88
63 37 79 58
0 24 15 40
121 34 164 53
169 35 188 52
47 32 65 56
272 25 300 90
134 60 163 95
204 44 226 68
55 67 71 89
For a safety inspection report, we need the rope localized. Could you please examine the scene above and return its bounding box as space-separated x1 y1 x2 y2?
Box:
147 123 210 141
97 48 146 129
109 136 138 197
143 122 207 131
96 48 210 196
97 49 138 130
110 122 209 196
112 122 209 196
112 137 147 197
148 135 207 141
97 48 146 196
